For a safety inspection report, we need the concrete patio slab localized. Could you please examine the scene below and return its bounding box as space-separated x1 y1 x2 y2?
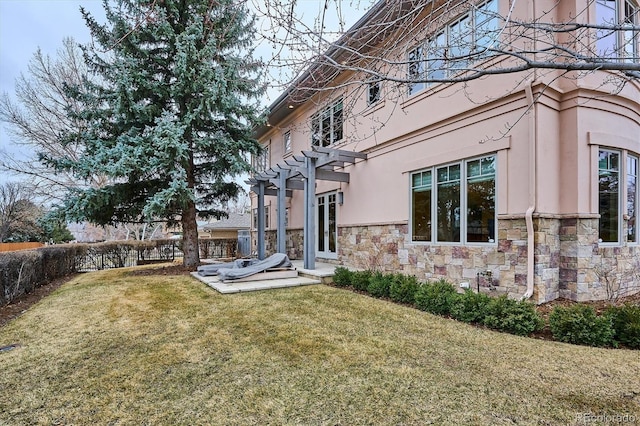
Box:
192 259 337 294
191 271 322 294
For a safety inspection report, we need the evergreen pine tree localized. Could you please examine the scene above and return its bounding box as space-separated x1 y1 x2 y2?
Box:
47 0 264 267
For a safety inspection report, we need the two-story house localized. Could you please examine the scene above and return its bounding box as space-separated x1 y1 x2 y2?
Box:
249 0 640 303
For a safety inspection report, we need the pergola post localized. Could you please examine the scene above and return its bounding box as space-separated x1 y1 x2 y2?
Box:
247 147 366 269
257 180 266 260
276 171 287 254
303 157 317 269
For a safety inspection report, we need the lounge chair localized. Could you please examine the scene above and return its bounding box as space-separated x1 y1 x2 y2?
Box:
217 253 293 281
197 258 258 276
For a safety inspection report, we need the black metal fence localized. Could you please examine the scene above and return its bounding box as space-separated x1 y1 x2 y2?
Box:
198 239 238 260
74 240 181 272
1 238 242 305
72 239 239 272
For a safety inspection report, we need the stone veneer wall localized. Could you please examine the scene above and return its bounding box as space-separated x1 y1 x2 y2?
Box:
338 216 640 303
560 217 640 301
250 229 304 260
338 220 540 301
249 217 639 302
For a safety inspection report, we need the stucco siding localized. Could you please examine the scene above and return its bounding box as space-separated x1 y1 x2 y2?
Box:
251 0 640 302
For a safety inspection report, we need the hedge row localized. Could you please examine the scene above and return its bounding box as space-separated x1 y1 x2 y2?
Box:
0 245 84 306
549 304 640 348
0 240 179 306
333 267 640 348
333 267 543 337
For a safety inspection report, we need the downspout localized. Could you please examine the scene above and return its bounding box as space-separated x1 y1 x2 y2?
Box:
522 80 536 301
522 0 537 302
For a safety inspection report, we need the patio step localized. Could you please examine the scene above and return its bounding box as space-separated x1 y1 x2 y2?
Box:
298 270 334 285
191 272 321 294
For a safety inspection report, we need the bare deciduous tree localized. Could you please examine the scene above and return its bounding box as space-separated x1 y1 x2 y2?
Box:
254 0 639 88
0 38 109 202
0 181 41 242
252 0 639 132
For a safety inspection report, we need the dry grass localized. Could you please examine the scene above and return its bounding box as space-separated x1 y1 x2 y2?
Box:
0 267 639 425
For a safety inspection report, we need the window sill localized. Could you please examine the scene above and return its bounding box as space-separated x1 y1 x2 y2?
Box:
407 240 497 246
401 83 446 109
362 99 385 117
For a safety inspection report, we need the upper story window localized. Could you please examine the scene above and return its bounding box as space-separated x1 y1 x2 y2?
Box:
252 144 269 173
283 130 292 154
367 81 381 105
411 154 496 244
408 0 499 95
311 98 343 147
596 0 640 62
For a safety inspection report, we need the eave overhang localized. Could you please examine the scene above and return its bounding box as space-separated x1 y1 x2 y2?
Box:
254 0 419 140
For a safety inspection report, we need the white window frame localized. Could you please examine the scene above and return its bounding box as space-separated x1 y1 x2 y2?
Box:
283 130 292 154
598 149 622 244
627 154 639 244
252 206 270 230
596 0 640 63
252 143 270 173
311 98 343 147
410 154 497 245
367 80 381 105
407 0 499 95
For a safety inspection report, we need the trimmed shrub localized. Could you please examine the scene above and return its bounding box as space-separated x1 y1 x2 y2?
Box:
450 290 492 323
549 305 614 347
483 296 544 336
414 279 458 316
351 270 373 292
389 274 420 304
605 304 640 349
367 271 392 298
332 266 353 287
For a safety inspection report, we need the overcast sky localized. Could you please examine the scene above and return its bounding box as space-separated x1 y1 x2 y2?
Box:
0 0 106 184
0 0 372 185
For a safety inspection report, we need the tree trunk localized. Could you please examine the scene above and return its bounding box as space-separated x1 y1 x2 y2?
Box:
181 200 200 268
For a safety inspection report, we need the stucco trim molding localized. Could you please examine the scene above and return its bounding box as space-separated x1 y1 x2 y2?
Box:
588 132 638 152
401 136 511 174
497 213 600 220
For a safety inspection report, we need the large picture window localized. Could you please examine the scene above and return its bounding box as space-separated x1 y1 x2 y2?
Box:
599 150 620 242
311 99 343 147
407 0 499 95
628 155 638 243
411 155 496 243
598 149 640 244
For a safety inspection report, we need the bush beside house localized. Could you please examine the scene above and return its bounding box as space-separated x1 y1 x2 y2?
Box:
332 268 638 348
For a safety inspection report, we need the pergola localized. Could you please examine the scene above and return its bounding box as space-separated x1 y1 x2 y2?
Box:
247 146 367 269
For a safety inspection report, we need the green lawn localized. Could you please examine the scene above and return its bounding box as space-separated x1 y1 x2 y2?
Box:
1 267 639 425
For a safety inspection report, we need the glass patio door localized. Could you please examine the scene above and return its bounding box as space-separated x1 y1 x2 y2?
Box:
317 192 337 259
